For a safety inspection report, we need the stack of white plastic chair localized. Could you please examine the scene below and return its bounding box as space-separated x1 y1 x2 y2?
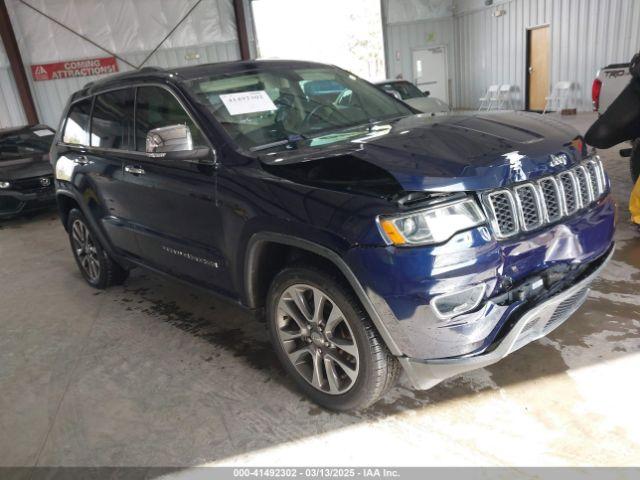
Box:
496 84 519 110
543 81 580 114
478 85 500 110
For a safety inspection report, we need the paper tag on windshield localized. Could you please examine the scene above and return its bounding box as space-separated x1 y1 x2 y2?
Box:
220 90 277 115
33 128 55 137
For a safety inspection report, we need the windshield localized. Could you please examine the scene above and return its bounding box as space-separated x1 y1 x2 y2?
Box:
0 128 55 161
379 81 424 100
185 65 412 151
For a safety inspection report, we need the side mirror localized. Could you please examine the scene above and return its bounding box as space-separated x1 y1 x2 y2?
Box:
146 124 193 154
423 90 430 97
146 124 215 165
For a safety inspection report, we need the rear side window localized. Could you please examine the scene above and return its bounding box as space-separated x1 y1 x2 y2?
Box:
134 86 205 152
63 99 92 145
91 88 135 150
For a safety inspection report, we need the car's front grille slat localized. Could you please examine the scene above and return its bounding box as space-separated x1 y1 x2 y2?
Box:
485 157 607 239
514 184 543 230
487 190 518 237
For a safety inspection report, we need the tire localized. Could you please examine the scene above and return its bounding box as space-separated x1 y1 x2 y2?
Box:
266 264 400 411
67 208 129 289
630 139 640 184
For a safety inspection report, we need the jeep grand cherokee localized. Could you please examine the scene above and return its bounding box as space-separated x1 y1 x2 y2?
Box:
51 60 615 410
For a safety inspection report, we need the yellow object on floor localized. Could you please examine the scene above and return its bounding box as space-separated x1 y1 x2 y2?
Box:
630 174 640 224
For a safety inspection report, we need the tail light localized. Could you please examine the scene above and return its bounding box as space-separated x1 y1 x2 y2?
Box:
592 78 602 111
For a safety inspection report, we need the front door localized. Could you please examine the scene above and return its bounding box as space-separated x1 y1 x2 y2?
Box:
118 85 231 294
527 26 550 111
412 46 449 104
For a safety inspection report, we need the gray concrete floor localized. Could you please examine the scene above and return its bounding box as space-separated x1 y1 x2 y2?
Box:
1 113 639 467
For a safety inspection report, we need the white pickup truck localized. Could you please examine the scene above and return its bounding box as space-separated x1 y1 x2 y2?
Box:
592 62 640 181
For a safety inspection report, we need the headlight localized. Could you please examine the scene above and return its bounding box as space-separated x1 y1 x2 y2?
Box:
0 181 11 189
378 198 485 246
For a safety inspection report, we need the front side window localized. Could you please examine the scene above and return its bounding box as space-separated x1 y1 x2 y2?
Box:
63 99 92 146
134 86 205 152
91 88 135 150
185 66 412 151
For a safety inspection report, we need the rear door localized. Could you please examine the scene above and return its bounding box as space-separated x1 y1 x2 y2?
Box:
58 96 139 257
118 85 230 293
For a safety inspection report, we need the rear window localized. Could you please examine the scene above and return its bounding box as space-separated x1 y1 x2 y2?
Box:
63 99 92 146
91 88 134 150
0 128 55 160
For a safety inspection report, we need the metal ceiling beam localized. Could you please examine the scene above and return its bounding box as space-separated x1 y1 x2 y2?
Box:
233 0 251 60
0 0 38 125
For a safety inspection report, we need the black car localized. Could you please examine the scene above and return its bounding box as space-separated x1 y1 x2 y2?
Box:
0 124 56 219
51 61 613 411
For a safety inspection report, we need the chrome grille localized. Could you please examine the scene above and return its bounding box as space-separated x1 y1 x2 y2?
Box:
485 157 607 239
514 184 543 230
558 171 579 214
539 177 562 222
574 165 593 205
486 190 518 237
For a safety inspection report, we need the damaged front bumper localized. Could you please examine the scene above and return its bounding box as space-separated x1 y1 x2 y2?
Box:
399 245 614 390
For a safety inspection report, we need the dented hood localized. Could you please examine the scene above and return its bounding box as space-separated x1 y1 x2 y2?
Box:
261 112 585 192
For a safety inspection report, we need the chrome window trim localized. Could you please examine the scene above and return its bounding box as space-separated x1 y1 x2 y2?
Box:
58 82 215 160
485 189 519 238
513 183 544 231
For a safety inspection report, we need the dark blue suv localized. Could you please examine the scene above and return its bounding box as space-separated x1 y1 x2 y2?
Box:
51 60 615 410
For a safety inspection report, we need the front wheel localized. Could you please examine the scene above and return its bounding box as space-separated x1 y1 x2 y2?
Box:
266 264 400 411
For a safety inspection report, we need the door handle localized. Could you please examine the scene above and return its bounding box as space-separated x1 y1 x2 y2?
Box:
124 165 145 175
74 155 90 165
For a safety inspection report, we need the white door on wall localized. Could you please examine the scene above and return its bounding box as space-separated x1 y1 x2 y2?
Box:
412 46 449 105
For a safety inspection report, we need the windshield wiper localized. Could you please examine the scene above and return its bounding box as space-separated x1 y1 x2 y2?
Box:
251 134 307 152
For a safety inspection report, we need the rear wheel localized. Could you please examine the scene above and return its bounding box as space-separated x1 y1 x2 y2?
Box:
67 209 129 289
266 264 400 411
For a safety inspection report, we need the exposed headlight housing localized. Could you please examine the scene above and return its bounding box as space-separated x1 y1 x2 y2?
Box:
378 198 485 246
0 181 11 189
432 284 487 319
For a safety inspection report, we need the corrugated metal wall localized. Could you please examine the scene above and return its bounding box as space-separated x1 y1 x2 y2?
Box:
384 16 458 106
455 0 640 110
0 0 242 129
0 39 27 128
386 0 640 110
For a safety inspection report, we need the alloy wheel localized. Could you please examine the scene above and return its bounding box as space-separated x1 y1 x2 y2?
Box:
275 284 360 394
71 219 101 283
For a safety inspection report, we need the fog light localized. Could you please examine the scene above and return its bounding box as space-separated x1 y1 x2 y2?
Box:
432 284 486 319
0 181 10 189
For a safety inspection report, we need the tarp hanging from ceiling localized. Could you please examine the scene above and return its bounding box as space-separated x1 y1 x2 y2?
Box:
7 0 238 64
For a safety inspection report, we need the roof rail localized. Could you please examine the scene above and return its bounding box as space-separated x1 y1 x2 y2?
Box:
138 66 164 73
